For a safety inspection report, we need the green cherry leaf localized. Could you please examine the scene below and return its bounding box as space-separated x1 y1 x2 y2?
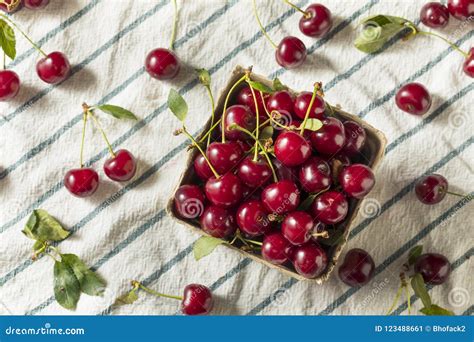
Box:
61 254 106 296
259 126 274 141
411 273 432 309
114 289 139 306
193 236 225 261
247 80 274 94
196 68 211 87
408 245 423 265
420 304 455 316
167 89 188 122
22 209 70 242
272 77 288 91
301 118 323 132
0 19 16 60
54 260 81 310
96 104 137 120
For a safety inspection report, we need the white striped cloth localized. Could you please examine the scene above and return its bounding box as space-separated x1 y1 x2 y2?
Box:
0 0 472 316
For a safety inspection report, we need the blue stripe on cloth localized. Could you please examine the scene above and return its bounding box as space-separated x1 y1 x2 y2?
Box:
462 305 473 315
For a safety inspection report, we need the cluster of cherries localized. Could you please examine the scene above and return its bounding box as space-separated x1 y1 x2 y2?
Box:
174 74 378 280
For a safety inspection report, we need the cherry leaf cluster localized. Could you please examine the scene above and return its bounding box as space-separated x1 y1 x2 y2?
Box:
0 19 16 59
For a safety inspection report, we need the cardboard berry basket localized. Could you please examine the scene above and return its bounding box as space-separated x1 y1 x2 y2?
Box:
166 65 387 283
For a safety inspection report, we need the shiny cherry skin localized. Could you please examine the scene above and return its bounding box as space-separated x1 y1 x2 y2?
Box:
236 86 266 117
293 91 325 120
395 82 432 115
414 253 451 285
64 168 99 197
36 52 71 84
103 149 137 181
236 200 272 237
224 105 256 140
298 156 332 193
266 90 295 116
145 48 180 80
338 248 375 287
274 131 312 167
24 0 49 9
299 3 333 37
200 205 237 238
342 121 366 157
261 180 300 215
174 184 206 219
310 117 346 156
0 70 20 101
310 190 348 224
414 174 448 204
339 164 375 199
281 211 314 245
293 243 328 278
275 36 307 69
273 158 297 182
463 47 474 78
207 142 243 175
261 232 292 265
447 0 474 20
237 157 271 188
181 284 213 315
0 0 21 12
205 173 243 208
194 154 214 181
420 2 450 28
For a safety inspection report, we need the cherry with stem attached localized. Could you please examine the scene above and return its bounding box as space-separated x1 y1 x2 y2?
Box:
0 52 20 101
284 0 333 38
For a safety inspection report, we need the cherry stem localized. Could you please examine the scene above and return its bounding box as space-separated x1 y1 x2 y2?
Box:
283 0 310 18
268 110 293 130
234 230 263 247
246 79 260 161
311 230 329 239
300 83 320 136
386 282 403 315
251 0 277 49
445 190 468 198
79 112 88 168
221 74 247 143
132 281 183 301
84 104 116 158
169 0 178 50
0 13 47 57
181 126 220 179
205 85 215 148
416 30 469 58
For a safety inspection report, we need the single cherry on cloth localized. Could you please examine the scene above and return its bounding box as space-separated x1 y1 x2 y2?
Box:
395 82 432 116
237 156 272 188
299 3 333 37
224 105 256 140
206 141 243 175
311 190 348 224
236 200 272 237
103 149 137 182
24 0 50 9
414 174 449 204
266 90 295 117
36 51 71 84
293 243 328 278
261 180 300 215
310 117 346 156
281 211 314 245
339 164 375 199
294 91 326 120
205 173 243 208
447 0 474 20
237 86 266 117
261 232 292 265
276 36 307 69
194 154 214 181
420 2 450 28
274 131 312 167
200 205 237 238
463 47 474 78
338 248 375 287
342 121 366 157
181 284 213 315
414 253 451 285
0 70 20 101
298 156 332 193
145 48 180 80
174 184 206 220
64 168 99 197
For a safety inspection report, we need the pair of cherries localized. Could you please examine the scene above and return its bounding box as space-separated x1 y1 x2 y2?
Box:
0 0 49 12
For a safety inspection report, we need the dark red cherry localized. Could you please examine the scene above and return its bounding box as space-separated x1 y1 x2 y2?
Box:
236 86 266 117
463 47 474 78
194 154 214 181
275 36 307 69
310 221 327 244
181 284 213 315
145 48 180 80
395 82 432 116
64 168 99 197
36 51 71 84
0 0 21 12
342 121 366 157
293 243 328 278
103 149 137 182
261 180 300 214
415 174 448 205
174 185 206 219
338 248 375 287
224 105 256 140
200 205 237 238
339 164 375 199
447 0 474 20
310 117 346 156
261 232 292 265
420 2 450 27
0 70 20 101
237 157 272 188
298 156 332 193
293 91 325 120
207 141 243 175
299 3 333 37
236 200 272 237
24 0 49 9
281 211 314 245
205 173 243 208
414 253 451 285
273 158 298 182
274 131 312 167
310 190 348 224
266 90 295 117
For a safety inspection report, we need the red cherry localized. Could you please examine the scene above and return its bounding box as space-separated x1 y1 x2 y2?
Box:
261 180 300 215
237 157 272 188
174 185 206 220
181 284 213 315
224 105 256 140
24 0 49 9
200 205 237 238
266 90 295 117
0 0 21 12
310 190 348 224
447 0 474 20
206 141 243 175
414 253 451 285
236 200 272 237
64 168 99 197
415 174 448 204
273 158 298 181
298 156 332 193
299 4 333 37
293 91 325 120
274 131 312 167
281 211 314 245
420 2 450 28
193 154 214 181
261 232 292 265
338 248 375 287
463 47 474 78
339 164 375 199
36 52 71 84
310 117 346 156
103 149 137 182
145 48 180 80
236 86 267 118
0 70 20 101
395 82 432 115
293 243 328 278
205 173 243 208
275 36 307 69
342 121 366 157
